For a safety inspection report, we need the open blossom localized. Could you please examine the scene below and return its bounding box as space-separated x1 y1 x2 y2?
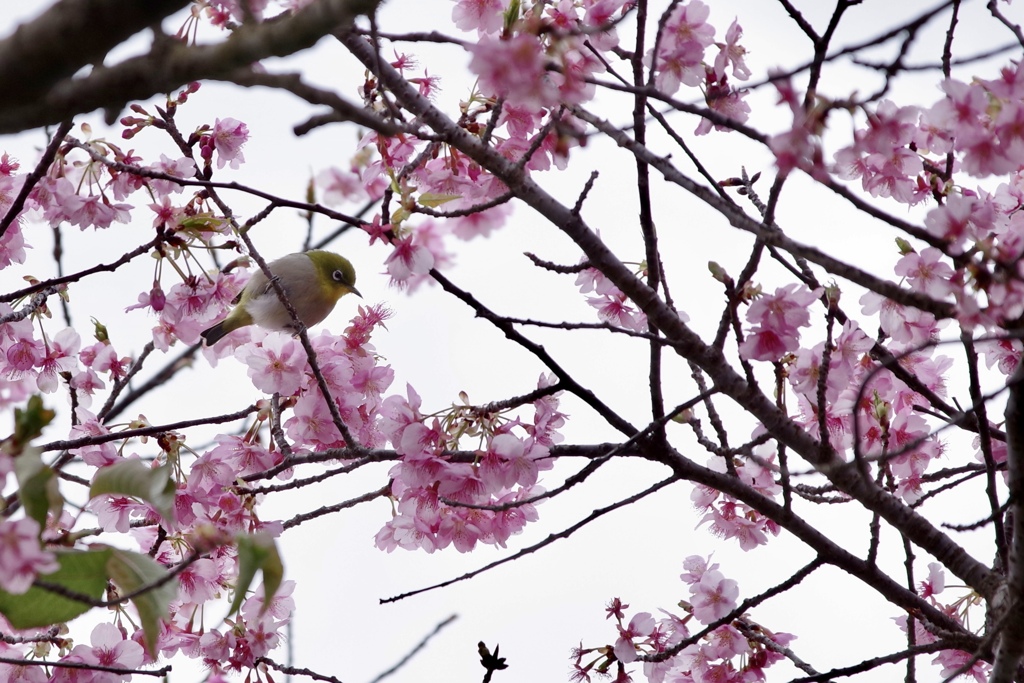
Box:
317 166 363 205
67 193 132 230
648 0 716 94
663 0 715 50
859 291 939 345
0 518 59 594
923 193 996 248
613 612 656 663
713 19 750 81
468 33 557 109
694 70 750 135
894 247 955 299
36 327 81 393
54 623 144 682
452 0 508 34
148 154 196 196
739 284 821 361
577 265 648 331
0 179 28 265
385 234 436 283
89 494 146 533
237 333 305 396
202 117 249 169
689 568 739 623
919 562 945 599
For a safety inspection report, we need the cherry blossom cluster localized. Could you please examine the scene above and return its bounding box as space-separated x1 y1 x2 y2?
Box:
690 447 781 550
0 37 579 674
896 563 990 682
0 518 58 595
575 557 794 682
234 308 397 449
0 115 251 419
185 580 296 678
314 0 751 327
744 63 1024 512
575 264 648 332
647 1 751 135
2 623 146 683
460 0 623 110
374 374 565 553
773 60 1024 327
735 282 955 504
0 310 134 414
1 0 1020 680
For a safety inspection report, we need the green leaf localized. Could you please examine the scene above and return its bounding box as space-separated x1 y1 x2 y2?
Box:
0 548 111 628
89 460 175 523
417 192 461 208
15 447 63 528
391 206 410 226
3 395 55 455
107 549 176 656
230 532 284 616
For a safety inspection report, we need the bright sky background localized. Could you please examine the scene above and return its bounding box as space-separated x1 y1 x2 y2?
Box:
0 1 1017 682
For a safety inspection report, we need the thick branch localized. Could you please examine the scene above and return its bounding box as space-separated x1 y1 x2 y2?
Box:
0 0 375 134
992 359 1024 681
0 0 189 102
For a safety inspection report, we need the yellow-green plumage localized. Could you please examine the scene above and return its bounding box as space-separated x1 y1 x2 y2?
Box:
200 250 360 345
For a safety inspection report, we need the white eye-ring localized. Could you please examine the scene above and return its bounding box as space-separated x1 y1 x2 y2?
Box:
333 270 345 282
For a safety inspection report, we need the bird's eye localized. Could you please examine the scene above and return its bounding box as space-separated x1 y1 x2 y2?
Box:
333 270 344 282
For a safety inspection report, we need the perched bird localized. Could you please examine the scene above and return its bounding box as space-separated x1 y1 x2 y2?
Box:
200 250 360 345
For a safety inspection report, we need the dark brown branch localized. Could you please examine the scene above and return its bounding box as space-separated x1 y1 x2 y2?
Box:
992 358 1024 680
0 237 161 304
0 0 189 104
227 68 401 136
281 484 389 529
0 0 376 134
0 120 74 238
0 655 170 677
41 405 257 454
367 614 459 683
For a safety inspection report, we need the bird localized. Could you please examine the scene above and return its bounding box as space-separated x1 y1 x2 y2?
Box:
200 250 360 345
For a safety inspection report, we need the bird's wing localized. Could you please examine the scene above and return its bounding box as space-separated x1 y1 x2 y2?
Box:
244 269 274 301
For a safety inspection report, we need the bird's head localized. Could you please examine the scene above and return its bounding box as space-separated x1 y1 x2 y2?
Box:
308 250 361 299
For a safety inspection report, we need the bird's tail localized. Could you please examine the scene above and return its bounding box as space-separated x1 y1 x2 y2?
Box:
200 321 228 346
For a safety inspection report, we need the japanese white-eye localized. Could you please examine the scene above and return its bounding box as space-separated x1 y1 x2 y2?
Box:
200 250 360 345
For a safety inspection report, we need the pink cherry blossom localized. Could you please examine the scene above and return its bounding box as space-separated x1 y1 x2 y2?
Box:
203 117 249 169
0 214 27 267
713 20 750 81
317 166 363 204
739 284 821 361
613 612 656 663
919 562 945 598
0 517 59 594
385 234 436 283
894 247 955 299
88 494 144 533
147 154 196 195
452 0 509 34
237 333 305 396
469 33 557 109
689 568 738 623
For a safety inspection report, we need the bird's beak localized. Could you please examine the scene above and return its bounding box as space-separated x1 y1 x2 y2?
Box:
350 285 362 298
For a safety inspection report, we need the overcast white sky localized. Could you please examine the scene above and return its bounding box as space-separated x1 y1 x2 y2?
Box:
0 1 1018 682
